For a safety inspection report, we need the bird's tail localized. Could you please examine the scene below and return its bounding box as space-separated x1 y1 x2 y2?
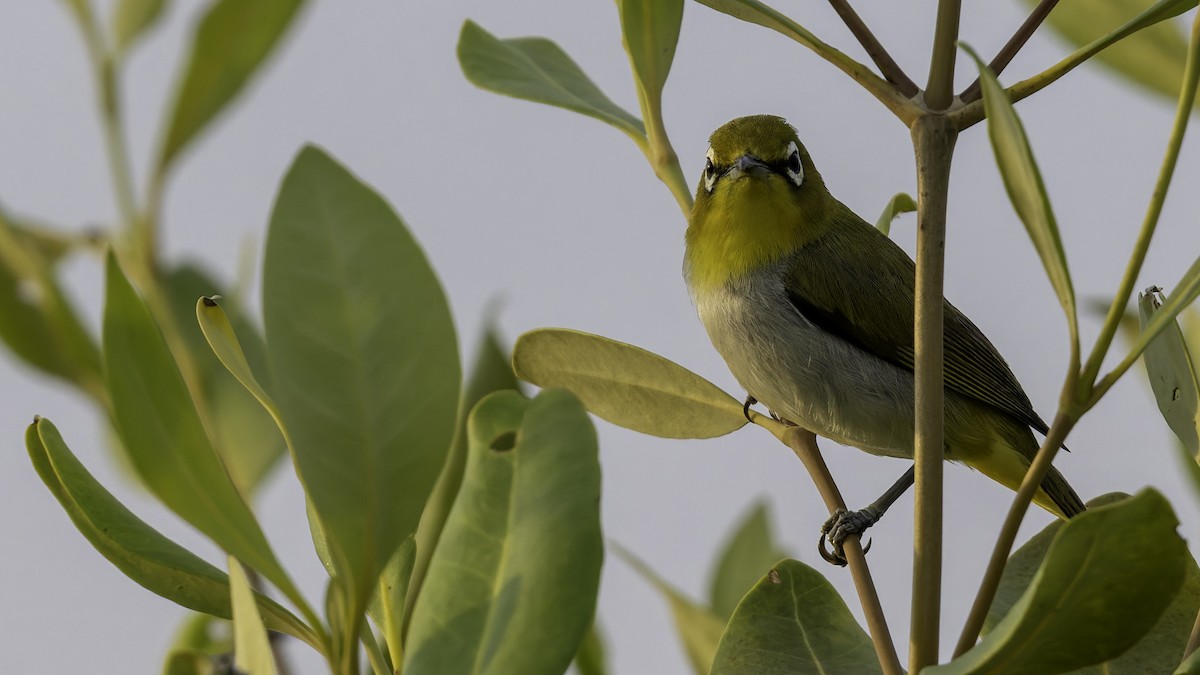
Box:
1038 465 1086 519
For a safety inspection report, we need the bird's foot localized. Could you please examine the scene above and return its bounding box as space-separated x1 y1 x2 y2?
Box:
818 506 880 567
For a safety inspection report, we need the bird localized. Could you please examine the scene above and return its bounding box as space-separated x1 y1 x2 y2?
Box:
683 114 1084 563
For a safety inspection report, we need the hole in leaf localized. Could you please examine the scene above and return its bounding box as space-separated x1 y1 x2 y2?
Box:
490 431 517 452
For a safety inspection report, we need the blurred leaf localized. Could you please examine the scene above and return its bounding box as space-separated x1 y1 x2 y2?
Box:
157 0 306 172
404 390 602 675
967 44 1078 344
513 328 747 439
1139 288 1200 490
367 535 416 670
229 557 278 675
167 266 284 494
103 253 302 610
0 212 103 399
710 559 879 675
613 543 726 675
574 622 609 675
111 0 167 58
618 0 683 108
984 493 1200 675
406 324 521 633
458 20 645 142
162 651 215 675
263 146 460 617
1029 0 1197 106
709 501 789 620
167 612 231 657
929 489 1186 674
25 417 319 650
874 192 917 236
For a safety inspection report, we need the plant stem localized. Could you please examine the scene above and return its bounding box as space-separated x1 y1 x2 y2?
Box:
1080 7 1200 395
909 113 956 672
954 411 1077 656
924 0 962 110
644 110 693 217
826 0 918 96
783 428 902 675
1184 607 1200 661
960 0 1061 103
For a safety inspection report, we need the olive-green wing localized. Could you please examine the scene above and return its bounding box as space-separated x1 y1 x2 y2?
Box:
784 209 1049 434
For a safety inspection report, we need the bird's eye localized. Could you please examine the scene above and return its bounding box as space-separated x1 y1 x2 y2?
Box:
784 141 804 187
703 147 719 192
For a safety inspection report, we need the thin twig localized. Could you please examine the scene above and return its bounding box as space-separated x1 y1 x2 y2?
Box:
924 0 962 110
960 0 1061 103
954 412 1077 656
1081 7 1200 396
826 0 918 96
783 428 903 675
909 114 956 672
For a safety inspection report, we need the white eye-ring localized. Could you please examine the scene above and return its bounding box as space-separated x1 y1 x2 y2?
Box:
784 141 803 187
703 147 718 193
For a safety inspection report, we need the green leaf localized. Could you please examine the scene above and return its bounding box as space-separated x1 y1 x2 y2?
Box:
367 535 416 670
874 192 917 236
0 211 103 399
406 324 522 635
1128 257 1200 392
1028 0 1196 105
966 44 1078 347
710 559 880 675
618 0 684 109
612 544 726 675
513 328 746 439
573 622 609 675
157 0 306 172
229 557 278 675
263 146 460 614
103 253 303 611
404 390 602 675
929 489 1186 675
709 501 789 620
25 417 319 651
457 20 645 143
167 266 284 494
1138 288 1200 492
983 493 1200 675
111 0 167 58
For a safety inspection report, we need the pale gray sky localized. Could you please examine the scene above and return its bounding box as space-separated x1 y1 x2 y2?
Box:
2 2 1198 673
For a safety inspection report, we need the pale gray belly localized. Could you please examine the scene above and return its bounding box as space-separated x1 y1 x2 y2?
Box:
694 275 916 458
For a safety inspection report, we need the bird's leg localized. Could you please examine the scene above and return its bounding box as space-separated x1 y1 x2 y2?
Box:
819 465 915 566
742 395 757 423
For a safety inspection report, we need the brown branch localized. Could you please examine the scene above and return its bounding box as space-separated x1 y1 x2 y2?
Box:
960 0 1062 103
827 0 919 96
783 428 903 675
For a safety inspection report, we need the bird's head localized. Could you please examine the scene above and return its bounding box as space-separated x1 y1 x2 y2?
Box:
685 115 834 289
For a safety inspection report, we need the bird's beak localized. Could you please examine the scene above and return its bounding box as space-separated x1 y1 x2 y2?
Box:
727 154 771 180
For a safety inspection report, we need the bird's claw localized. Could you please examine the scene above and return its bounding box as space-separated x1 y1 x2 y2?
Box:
818 508 877 567
742 396 757 423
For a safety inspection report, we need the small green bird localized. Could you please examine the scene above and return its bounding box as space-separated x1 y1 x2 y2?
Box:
684 115 1084 558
